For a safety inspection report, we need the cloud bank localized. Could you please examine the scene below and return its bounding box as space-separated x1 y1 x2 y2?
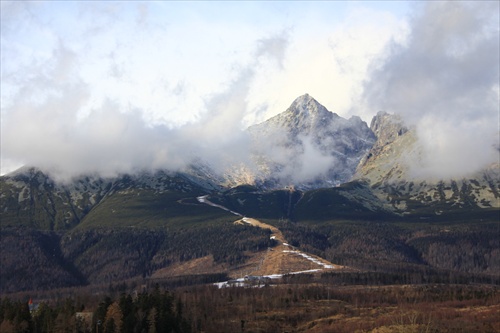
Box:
362 1 499 179
1 1 497 183
1 2 404 182
0 38 264 182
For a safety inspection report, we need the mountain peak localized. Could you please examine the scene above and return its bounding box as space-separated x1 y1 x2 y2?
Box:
246 94 376 189
370 111 408 143
293 93 314 104
288 94 329 117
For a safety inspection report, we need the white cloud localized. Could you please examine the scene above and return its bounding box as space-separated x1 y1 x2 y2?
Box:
5 1 495 183
246 5 407 126
362 1 499 179
0 30 284 181
291 135 337 183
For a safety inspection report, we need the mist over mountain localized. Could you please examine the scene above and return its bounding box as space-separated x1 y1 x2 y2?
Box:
360 2 499 179
1 93 377 189
354 111 500 214
243 94 375 189
2 2 498 185
3 93 498 218
2 93 499 295
3 92 499 196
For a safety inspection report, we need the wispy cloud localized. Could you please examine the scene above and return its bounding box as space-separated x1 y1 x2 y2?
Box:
0 32 287 182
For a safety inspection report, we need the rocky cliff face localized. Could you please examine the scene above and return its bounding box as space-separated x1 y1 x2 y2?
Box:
354 112 500 214
0 167 110 230
355 111 414 184
245 94 376 189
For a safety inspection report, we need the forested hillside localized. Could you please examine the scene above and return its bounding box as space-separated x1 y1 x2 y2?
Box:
1 170 499 294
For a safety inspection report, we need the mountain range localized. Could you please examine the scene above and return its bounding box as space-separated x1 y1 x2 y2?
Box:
1 94 498 293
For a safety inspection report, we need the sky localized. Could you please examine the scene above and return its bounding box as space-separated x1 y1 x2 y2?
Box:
1 1 498 181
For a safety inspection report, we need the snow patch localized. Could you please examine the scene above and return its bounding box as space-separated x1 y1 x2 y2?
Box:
214 269 325 288
283 250 334 269
18 188 30 203
197 195 243 216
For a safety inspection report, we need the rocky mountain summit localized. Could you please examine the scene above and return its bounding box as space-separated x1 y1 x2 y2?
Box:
245 94 376 189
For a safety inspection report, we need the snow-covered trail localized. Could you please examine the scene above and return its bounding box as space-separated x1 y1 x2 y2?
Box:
197 194 339 286
197 195 243 216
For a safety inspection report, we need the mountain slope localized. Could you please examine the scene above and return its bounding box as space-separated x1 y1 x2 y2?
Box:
354 111 500 215
0 168 274 291
0 228 86 293
0 167 111 230
0 167 224 230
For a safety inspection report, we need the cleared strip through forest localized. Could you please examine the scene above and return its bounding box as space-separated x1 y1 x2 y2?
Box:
196 195 340 281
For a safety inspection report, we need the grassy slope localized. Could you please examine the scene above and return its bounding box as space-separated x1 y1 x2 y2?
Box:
206 185 293 221
76 188 237 230
292 187 384 223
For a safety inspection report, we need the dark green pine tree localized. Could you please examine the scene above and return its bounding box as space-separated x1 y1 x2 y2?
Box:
93 296 112 333
119 293 136 333
15 301 33 333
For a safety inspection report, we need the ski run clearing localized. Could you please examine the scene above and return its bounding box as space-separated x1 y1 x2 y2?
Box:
196 195 341 288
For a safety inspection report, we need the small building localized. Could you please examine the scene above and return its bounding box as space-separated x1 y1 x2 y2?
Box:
28 298 39 315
